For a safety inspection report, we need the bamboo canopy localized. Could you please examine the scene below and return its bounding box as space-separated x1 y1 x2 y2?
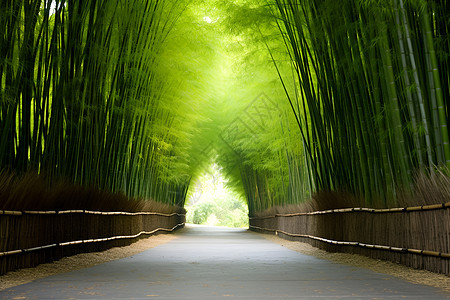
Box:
0 0 211 208
219 0 450 214
1 0 449 216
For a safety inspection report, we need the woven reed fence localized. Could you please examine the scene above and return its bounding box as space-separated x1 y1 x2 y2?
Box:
0 209 185 275
250 202 450 275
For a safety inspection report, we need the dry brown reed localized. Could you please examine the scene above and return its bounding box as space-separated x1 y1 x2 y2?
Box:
397 169 450 207
252 191 366 218
0 171 185 214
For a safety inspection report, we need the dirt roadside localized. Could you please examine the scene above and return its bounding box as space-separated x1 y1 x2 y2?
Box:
0 233 177 291
261 233 449 294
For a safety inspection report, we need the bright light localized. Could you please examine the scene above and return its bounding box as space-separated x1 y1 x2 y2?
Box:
203 16 213 23
185 163 248 228
50 1 57 14
49 0 66 15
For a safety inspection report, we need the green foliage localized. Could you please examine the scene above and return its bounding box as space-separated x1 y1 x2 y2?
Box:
185 164 249 228
191 202 217 225
266 0 450 207
188 198 248 228
2 0 448 217
0 0 221 207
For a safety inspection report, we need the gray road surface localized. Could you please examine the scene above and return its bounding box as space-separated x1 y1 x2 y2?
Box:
1 225 448 299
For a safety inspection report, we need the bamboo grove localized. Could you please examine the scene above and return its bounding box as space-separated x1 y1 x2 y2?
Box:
0 0 215 207
204 0 450 214
267 0 450 207
1 0 449 216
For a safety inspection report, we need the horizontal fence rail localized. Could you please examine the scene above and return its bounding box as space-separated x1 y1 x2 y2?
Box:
250 202 450 274
249 225 450 259
249 202 450 220
0 223 184 258
0 209 186 217
0 209 186 275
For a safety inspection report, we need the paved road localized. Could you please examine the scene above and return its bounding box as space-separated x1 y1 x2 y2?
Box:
1 225 448 299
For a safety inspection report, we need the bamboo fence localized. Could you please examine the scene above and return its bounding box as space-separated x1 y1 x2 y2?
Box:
0 210 185 275
250 202 450 275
